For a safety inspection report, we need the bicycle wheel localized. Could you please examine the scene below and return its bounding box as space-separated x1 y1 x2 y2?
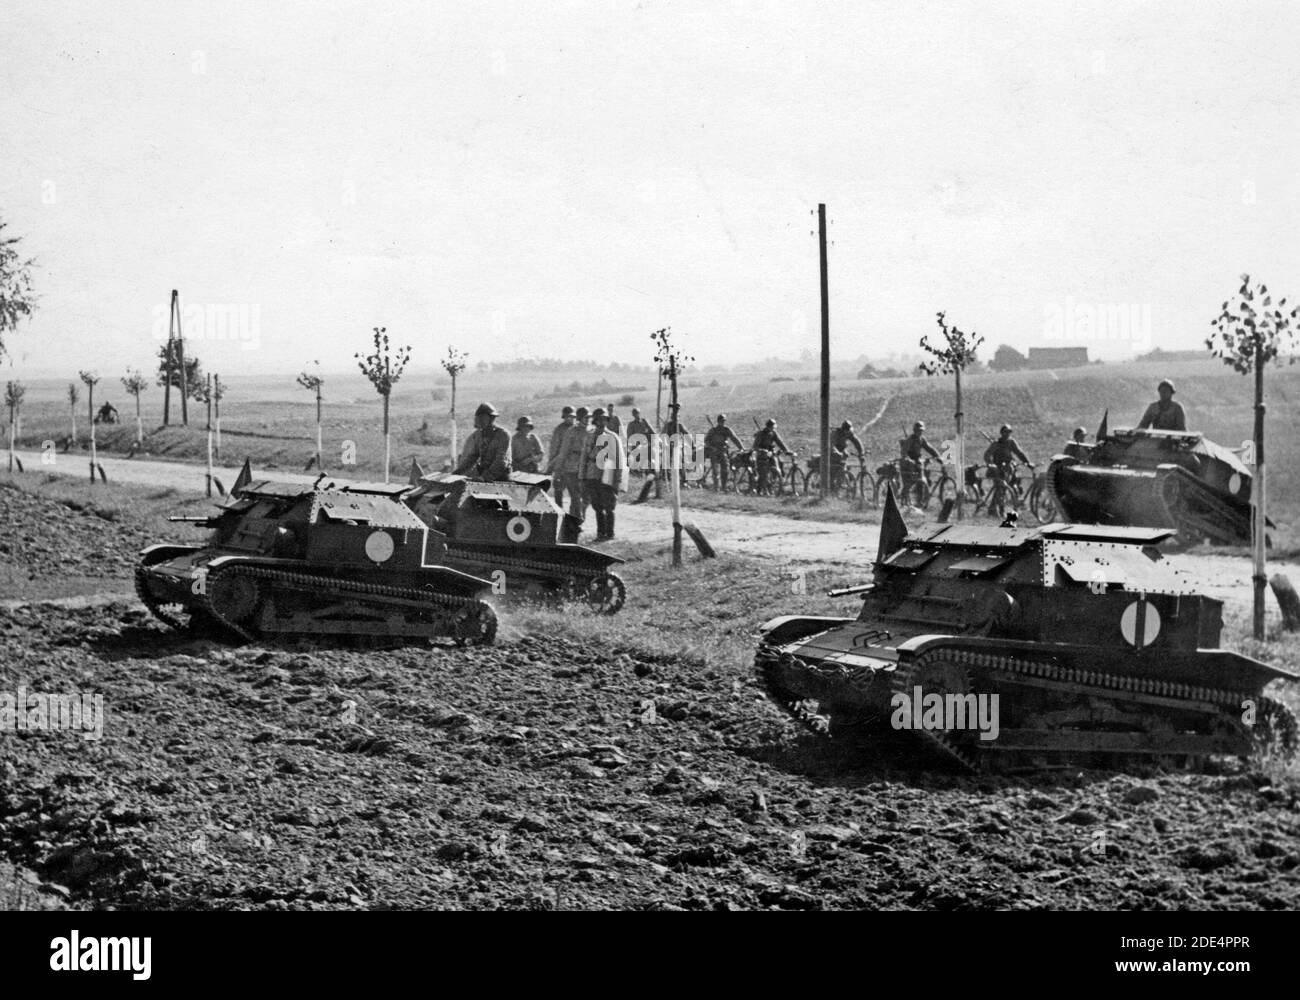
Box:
1030 479 1059 523
789 465 806 495
837 470 858 501
936 474 958 506
857 470 876 505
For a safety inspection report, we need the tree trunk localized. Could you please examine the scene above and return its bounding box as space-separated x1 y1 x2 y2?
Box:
70 407 76 448
449 375 458 468
954 367 965 521
315 385 323 471
383 392 391 484
7 405 14 473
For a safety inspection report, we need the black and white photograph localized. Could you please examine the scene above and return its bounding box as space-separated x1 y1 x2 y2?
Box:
0 0 1297 978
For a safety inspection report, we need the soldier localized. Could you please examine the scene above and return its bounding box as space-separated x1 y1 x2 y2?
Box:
1137 379 1187 431
752 418 792 494
704 414 744 490
454 402 513 481
603 403 622 435
511 415 544 474
829 419 864 486
899 421 940 505
661 403 691 485
581 408 627 540
1063 426 1089 460
544 406 576 504
625 406 654 476
983 424 1033 473
557 405 593 520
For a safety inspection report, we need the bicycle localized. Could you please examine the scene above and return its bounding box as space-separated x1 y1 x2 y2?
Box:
873 457 938 509
741 448 791 496
803 453 862 501
973 462 1030 520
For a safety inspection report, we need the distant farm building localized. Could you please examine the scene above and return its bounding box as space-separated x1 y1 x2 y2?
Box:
1027 347 1089 369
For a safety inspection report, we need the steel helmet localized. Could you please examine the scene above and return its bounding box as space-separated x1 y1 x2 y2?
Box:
1158 379 1175 394
475 402 498 418
765 418 776 428
1000 424 1012 435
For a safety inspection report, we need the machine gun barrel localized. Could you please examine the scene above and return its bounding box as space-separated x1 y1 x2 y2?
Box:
827 582 875 598
168 515 216 526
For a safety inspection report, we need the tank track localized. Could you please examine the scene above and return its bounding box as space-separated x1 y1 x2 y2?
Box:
195 565 493 645
443 544 626 613
756 644 1293 771
134 562 191 631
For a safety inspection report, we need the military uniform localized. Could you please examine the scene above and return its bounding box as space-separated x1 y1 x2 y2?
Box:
455 424 512 481
557 417 592 519
511 429 544 474
984 436 1030 469
1137 399 1186 431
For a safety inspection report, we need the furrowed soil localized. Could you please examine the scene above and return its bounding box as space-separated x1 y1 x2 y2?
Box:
1 480 1298 910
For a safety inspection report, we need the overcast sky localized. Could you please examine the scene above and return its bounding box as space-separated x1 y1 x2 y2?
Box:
2 0 1297 377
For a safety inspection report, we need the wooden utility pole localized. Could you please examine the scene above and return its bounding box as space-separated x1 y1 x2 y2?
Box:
1253 338 1266 640
174 291 189 425
214 373 222 459
669 355 683 566
818 204 830 500
954 365 965 521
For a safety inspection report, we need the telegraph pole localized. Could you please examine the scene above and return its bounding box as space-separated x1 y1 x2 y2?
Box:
818 204 830 499
174 290 189 426
1253 337 1266 640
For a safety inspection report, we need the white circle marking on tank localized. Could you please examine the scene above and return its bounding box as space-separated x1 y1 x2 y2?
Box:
1120 599 1161 649
1227 472 1242 495
506 516 532 543
365 530 396 563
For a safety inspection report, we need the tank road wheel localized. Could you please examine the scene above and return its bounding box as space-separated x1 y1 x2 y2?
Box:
585 572 626 615
452 600 498 647
1251 697 1299 763
890 655 981 771
208 570 263 630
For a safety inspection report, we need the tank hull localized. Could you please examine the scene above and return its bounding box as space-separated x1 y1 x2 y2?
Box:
753 505 1298 771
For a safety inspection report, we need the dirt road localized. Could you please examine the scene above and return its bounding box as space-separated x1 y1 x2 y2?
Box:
13 449 1292 621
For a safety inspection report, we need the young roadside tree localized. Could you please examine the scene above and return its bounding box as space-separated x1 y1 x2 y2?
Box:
67 381 79 446
1208 274 1299 640
5 380 25 472
0 220 37 361
440 346 468 466
78 370 101 482
651 326 697 565
121 369 149 445
919 312 984 521
297 361 325 471
356 327 412 483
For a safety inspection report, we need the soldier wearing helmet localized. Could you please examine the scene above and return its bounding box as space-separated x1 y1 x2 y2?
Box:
704 413 744 490
544 406 577 504
898 422 940 506
454 403 513 481
830 419 864 464
751 419 792 495
901 421 940 464
557 406 594 519
511 415 544 474
1063 426 1090 461
984 423 1032 470
1137 379 1186 431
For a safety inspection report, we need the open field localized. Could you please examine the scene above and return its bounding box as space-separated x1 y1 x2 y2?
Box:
0 473 1298 910
8 355 1300 547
